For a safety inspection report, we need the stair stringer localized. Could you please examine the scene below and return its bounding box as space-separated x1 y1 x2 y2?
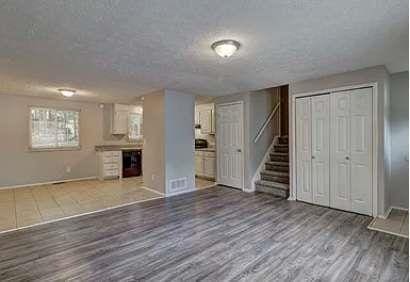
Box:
249 136 279 192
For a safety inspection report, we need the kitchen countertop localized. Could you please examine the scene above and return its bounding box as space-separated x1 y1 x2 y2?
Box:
195 148 216 152
95 144 142 152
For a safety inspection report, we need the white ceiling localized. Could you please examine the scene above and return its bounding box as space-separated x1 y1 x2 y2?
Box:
0 0 408 102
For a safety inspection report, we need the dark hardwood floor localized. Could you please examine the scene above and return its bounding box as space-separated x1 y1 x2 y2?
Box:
0 186 408 281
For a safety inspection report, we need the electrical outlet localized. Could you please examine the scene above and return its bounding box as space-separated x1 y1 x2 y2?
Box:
66 166 71 173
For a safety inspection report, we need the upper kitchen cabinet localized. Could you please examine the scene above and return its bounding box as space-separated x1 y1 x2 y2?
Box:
196 103 215 134
110 104 143 137
112 104 129 135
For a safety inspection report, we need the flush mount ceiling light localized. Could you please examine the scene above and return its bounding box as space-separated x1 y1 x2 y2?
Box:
59 89 76 97
211 39 240 58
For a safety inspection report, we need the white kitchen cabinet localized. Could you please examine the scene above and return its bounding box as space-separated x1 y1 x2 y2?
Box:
112 104 130 135
97 151 122 180
196 104 215 134
195 150 216 179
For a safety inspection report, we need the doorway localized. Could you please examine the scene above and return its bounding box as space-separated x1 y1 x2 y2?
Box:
194 97 217 190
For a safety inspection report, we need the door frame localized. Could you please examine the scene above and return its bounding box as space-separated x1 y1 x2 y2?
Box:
215 101 245 191
290 82 379 217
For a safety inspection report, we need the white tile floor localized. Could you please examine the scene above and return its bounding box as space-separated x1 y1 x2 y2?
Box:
0 177 162 233
0 177 217 233
368 208 409 238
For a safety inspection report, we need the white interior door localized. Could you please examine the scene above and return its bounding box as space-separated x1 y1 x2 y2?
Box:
330 91 351 211
296 97 312 203
311 95 330 206
349 88 373 215
216 103 243 189
330 88 373 214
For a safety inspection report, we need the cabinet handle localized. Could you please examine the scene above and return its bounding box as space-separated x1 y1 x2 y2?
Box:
345 156 350 160
312 156 315 159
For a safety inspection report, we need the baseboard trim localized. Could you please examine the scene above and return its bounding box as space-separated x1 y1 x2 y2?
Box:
141 186 165 196
378 207 392 219
0 176 97 191
378 206 409 219
391 206 409 212
166 187 197 197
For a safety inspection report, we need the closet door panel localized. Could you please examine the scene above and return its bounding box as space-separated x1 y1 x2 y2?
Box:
350 88 372 215
296 97 312 203
311 95 330 206
330 92 351 211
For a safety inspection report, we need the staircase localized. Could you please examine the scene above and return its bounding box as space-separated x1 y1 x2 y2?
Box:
255 136 290 198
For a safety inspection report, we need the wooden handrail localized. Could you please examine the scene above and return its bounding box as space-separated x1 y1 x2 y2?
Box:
253 102 280 143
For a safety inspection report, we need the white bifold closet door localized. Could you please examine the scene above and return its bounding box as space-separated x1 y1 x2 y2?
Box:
296 97 313 203
311 95 330 206
330 88 373 215
296 95 330 205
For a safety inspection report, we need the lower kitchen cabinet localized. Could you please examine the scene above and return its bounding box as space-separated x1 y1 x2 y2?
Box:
97 151 122 180
195 150 216 179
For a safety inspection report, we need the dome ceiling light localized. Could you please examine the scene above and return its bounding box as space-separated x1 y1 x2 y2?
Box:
211 39 240 58
59 89 76 97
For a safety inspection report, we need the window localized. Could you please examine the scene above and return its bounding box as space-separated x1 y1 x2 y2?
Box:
128 112 143 141
30 107 80 150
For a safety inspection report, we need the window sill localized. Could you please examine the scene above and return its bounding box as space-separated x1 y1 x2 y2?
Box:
28 146 81 152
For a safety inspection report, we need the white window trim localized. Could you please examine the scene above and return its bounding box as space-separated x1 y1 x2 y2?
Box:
128 112 143 142
28 106 81 152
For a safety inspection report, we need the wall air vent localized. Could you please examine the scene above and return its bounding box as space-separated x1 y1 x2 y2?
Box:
169 177 188 192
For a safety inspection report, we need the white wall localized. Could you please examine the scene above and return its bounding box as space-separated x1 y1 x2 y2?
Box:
289 65 391 216
142 89 195 196
0 94 140 187
164 90 195 195
142 91 166 194
389 71 409 209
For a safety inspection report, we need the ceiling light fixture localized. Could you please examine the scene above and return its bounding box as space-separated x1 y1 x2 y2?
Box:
211 39 240 58
59 89 76 97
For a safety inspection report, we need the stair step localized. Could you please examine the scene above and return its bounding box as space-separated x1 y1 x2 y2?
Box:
265 163 289 172
260 174 289 184
270 153 289 162
274 144 289 147
269 152 288 156
255 180 290 198
273 146 289 153
278 136 289 145
265 161 289 167
256 180 289 190
260 170 289 177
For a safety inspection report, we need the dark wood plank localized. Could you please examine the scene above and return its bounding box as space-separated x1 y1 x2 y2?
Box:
0 186 408 281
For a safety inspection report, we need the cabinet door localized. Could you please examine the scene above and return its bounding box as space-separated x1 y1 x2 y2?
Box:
311 95 330 206
199 108 213 134
113 110 128 134
195 155 203 175
330 91 351 211
296 97 313 203
203 156 216 177
349 88 372 215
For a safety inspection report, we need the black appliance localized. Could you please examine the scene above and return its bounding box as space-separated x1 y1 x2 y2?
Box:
195 139 208 149
122 149 142 178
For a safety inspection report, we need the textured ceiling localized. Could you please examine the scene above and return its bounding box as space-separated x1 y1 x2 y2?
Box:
0 0 408 102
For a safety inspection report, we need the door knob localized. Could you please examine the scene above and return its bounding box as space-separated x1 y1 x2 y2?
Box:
237 149 242 153
311 156 315 159
345 156 350 160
